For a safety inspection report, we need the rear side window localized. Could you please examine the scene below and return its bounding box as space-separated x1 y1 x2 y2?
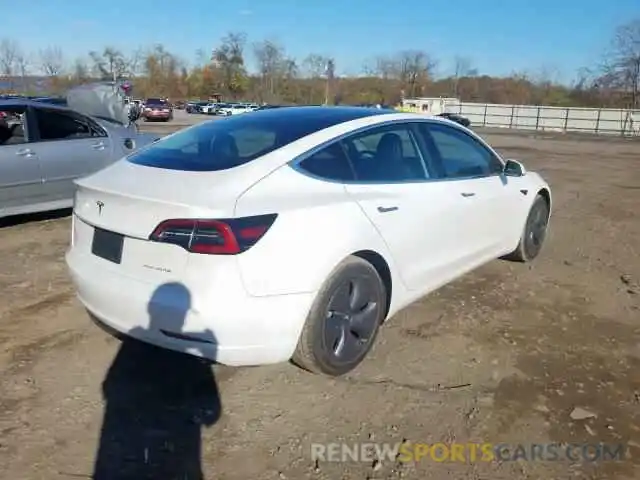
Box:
298 142 354 181
127 109 374 172
34 109 106 141
129 124 278 171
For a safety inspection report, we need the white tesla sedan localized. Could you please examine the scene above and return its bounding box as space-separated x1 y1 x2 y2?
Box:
66 106 551 376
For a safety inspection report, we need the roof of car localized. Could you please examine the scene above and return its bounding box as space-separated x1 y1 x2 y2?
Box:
241 105 393 123
0 98 70 111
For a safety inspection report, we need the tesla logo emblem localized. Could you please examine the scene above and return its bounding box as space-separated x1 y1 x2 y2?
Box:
96 201 104 214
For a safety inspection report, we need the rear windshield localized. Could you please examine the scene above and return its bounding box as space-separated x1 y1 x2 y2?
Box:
127 108 355 172
146 98 166 105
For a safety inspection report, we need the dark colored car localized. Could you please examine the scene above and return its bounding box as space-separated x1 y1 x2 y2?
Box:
142 98 173 122
256 104 285 110
437 112 471 127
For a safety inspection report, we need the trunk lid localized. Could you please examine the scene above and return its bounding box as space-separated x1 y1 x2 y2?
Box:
73 160 247 240
72 160 254 281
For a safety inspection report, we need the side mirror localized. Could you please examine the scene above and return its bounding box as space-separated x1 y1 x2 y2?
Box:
503 159 526 177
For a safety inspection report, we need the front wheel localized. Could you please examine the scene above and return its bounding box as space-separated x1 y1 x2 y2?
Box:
503 194 549 262
292 256 387 376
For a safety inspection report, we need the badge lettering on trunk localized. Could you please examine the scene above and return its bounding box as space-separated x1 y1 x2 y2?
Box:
96 201 104 215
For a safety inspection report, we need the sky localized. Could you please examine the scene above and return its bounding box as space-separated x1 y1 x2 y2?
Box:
4 0 638 83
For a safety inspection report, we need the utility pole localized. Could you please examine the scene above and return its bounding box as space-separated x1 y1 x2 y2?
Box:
324 59 334 105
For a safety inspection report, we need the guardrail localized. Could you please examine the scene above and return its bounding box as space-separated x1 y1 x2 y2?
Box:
451 103 639 136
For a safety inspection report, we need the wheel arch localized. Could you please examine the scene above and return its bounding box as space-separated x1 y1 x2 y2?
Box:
352 249 393 320
537 187 552 216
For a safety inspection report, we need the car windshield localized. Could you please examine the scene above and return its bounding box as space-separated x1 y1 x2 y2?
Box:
146 98 167 105
127 108 372 172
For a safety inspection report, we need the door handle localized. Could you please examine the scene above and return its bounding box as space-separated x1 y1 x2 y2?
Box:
377 206 399 213
91 142 105 150
460 192 476 197
15 148 35 157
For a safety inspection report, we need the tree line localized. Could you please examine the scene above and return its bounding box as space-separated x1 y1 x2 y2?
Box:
0 19 638 109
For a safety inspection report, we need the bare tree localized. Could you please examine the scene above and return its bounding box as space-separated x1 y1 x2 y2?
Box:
602 19 640 107
253 39 285 96
126 48 144 77
0 38 19 79
302 54 330 78
194 48 208 67
89 47 129 81
451 55 474 96
391 50 436 98
14 49 29 89
39 46 65 77
72 57 90 83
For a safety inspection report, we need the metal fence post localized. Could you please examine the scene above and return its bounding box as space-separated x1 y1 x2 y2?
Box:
535 107 540 131
595 109 601 134
509 105 515 128
621 110 630 136
563 108 569 132
483 103 488 126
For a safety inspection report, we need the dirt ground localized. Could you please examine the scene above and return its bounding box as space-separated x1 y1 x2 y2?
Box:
0 122 639 480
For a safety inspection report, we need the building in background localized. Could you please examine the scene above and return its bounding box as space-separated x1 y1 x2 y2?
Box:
397 97 460 114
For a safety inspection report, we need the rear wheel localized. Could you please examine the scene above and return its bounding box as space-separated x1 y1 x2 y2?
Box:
292 256 386 376
504 194 549 262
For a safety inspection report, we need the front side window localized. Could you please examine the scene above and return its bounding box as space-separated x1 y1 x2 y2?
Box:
342 123 430 182
34 109 105 141
0 106 27 145
424 123 503 178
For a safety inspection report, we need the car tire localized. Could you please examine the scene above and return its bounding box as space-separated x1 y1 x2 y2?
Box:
503 194 550 263
292 255 387 376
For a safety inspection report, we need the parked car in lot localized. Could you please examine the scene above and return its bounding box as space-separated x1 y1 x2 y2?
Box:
0 83 159 219
200 103 221 115
66 107 552 376
186 101 209 114
437 112 471 127
218 103 258 116
142 98 173 122
255 104 285 110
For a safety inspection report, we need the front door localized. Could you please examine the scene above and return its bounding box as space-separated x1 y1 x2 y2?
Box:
0 107 44 214
32 107 113 204
417 121 522 261
341 121 473 292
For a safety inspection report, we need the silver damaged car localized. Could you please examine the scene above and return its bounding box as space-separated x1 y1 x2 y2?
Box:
0 82 160 219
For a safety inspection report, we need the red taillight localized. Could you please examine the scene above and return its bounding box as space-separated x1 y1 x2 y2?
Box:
149 214 277 255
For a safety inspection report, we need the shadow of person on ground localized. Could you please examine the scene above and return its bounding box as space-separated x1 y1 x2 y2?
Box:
93 282 221 480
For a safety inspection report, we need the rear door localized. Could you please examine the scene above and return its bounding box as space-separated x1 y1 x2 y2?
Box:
31 107 114 203
341 121 474 292
0 106 45 213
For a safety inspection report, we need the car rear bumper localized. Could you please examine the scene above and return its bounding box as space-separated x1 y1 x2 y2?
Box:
144 112 171 119
65 248 314 366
